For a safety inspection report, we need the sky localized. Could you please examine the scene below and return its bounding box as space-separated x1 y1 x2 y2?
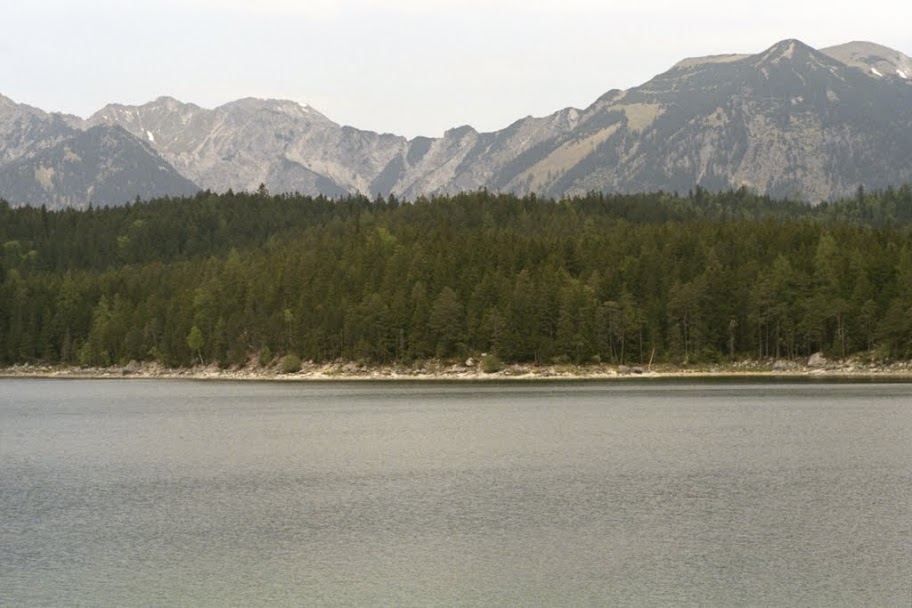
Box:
2 0 910 139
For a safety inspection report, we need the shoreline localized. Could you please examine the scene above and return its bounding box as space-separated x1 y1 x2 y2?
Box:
3 358 912 382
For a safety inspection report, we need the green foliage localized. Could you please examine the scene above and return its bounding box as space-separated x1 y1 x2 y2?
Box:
187 325 204 364
280 353 302 374
0 186 911 368
260 345 273 366
429 286 464 357
482 354 504 374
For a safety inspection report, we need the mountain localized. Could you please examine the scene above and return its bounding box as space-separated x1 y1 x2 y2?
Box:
821 41 912 80
1 38 911 207
0 125 199 209
85 97 371 197
0 94 75 165
376 39 911 201
515 39 912 201
0 95 198 209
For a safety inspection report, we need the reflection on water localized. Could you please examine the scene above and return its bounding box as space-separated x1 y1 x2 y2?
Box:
2 379 910 606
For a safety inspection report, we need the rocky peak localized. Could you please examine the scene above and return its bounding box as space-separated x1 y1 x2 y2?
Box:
0 93 19 110
151 96 190 112
748 38 845 73
218 97 328 122
2 39 911 208
0 94 76 165
0 94 48 120
821 41 912 80
443 125 478 139
753 39 811 63
90 97 199 124
0 120 199 209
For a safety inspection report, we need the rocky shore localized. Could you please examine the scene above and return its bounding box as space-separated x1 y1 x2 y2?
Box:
3 354 912 382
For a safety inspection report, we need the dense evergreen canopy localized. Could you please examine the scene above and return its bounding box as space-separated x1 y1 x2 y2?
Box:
1 184 911 367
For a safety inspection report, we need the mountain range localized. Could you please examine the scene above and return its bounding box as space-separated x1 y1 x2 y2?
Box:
1 39 911 208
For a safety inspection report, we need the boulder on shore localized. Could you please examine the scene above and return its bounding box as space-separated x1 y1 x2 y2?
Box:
808 352 827 368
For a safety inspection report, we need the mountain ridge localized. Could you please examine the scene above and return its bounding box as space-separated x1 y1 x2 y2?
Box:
1 38 911 207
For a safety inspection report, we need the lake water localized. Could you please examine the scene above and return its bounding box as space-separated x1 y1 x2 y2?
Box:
1 379 910 606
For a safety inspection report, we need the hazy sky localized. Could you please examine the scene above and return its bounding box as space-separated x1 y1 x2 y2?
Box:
3 0 909 138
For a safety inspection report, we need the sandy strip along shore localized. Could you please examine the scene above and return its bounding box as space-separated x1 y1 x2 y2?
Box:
3 358 912 381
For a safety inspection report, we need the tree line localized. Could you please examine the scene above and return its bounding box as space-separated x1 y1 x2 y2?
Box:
1 184 911 367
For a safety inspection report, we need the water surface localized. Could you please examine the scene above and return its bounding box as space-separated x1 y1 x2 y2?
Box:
2 379 910 606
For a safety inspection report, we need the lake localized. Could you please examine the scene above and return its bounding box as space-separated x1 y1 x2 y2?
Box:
1 379 910 606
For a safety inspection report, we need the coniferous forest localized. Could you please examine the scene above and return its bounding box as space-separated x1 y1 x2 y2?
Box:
1 185 911 369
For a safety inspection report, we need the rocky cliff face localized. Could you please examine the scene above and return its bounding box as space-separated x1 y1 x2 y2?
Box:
516 39 912 201
2 39 910 207
0 95 198 209
86 97 402 197
0 95 73 165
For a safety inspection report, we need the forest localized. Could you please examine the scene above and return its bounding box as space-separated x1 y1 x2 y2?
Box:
1 184 911 369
